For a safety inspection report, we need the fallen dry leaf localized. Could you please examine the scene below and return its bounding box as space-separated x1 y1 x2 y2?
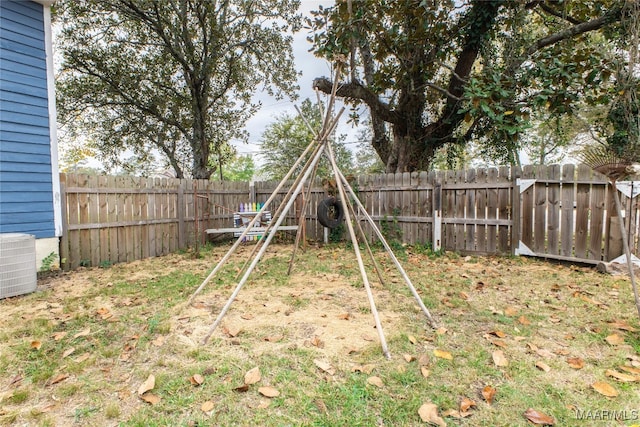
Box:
48 373 69 386
592 381 619 397
73 327 91 339
605 369 639 383
62 347 76 359
459 397 476 412
140 393 161 404
367 376 384 388
605 334 625 346
523 408 555 425
310 336 324 348
73 353 91 364
314 359 336 375
608 320 637 332
264 334 284 342
421 366 431 378
223 325 242 338
403 354 416 363
138 374 155 396
240 313 254 320
201 400 214 412
535 361 551 372
435 327 448 335
352 364 375 375
566 357 585 369
52 332 67 341
442 409 473 419
418 402 447 427
30 340 42 350
152 336 165 347
189 374 204 386
338 313 350 320
233 384 250 393
489 330 506 338
482 385 496 404
620 365 640 375
96 307 112 320
244 367 261 385
536 348 555 359
433 349 453 360
258 386 280 397
492 350 509 367
518 315 531 325
408 335 418 345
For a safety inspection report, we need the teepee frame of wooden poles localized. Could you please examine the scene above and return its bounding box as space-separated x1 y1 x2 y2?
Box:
188 65 438 358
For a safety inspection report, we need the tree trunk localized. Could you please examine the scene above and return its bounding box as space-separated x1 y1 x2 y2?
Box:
385 127 436 173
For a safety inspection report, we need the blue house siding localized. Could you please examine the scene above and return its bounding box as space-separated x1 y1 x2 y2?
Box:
0 0 56 239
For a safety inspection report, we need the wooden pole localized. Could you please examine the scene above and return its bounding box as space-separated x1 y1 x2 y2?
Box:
611 180 640 320
188 134 324 304
287 165 319 275
344 190 386 286
235 109 345 279
202 145 326 344
325 143 391 359
336 168 439 329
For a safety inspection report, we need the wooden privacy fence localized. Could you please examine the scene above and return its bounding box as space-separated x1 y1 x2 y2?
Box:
517 164 639 264
59 174 250 269
59 165 640 270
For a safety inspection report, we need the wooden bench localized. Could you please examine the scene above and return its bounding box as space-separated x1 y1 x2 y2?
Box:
205 207 298 239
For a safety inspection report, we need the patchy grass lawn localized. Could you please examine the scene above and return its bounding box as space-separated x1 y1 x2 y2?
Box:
1 243 639 426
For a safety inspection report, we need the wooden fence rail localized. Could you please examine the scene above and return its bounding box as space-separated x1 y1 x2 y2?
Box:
59 165 640 270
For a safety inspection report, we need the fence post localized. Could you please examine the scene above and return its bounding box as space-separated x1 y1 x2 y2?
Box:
59 173 69 270
511 166 521 256
433 181 442 251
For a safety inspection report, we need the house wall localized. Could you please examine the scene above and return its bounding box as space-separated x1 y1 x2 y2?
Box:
0 0 60 268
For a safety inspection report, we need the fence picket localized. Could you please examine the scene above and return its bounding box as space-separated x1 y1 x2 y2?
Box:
486 168 498 253
66 174 80 269
475 168 487 253
87 175 100 267
547 165 561 255
466 168 476 252
589 171 606 260
498 166 511 253
533 165 547 253
560 164 575 257
575 165 591 258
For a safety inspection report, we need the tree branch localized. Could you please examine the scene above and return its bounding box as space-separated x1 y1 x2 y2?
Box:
538 3 583 25
526 8 622 57
312 77 403 125
425 82 463 101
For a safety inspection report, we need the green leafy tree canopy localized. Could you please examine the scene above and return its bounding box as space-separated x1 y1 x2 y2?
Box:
259 99 354 181
55 0 302 179
221 154 255 182
308 0 633 172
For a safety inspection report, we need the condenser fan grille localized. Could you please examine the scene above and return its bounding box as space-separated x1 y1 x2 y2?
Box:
0 233 37 299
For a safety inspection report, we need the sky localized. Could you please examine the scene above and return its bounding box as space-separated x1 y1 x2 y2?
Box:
232 1 363 160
